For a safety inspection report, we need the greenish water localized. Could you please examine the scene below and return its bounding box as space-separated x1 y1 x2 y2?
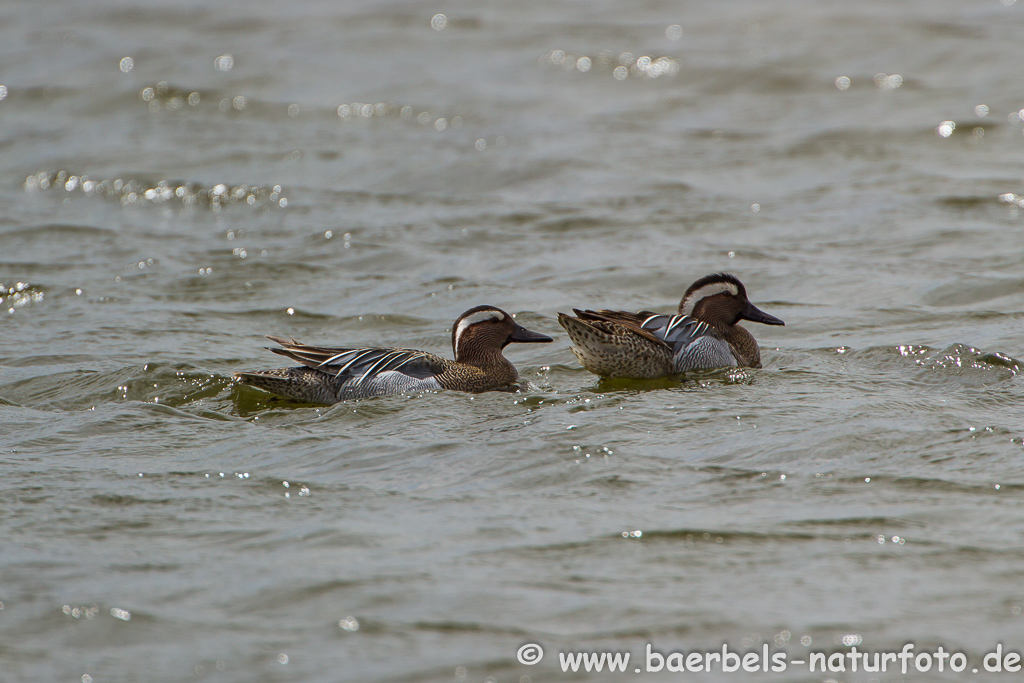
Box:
4 0 1024 681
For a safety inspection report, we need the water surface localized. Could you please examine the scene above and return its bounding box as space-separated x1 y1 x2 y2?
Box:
4 0 1024 680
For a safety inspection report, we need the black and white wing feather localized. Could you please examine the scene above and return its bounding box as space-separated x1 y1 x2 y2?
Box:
265 336 446 399
637 315 737 371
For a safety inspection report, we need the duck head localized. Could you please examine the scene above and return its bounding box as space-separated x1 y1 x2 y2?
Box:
678 273 784 329
451 305 553 363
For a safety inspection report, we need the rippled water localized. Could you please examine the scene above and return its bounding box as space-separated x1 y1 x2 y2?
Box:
5 0 1024 681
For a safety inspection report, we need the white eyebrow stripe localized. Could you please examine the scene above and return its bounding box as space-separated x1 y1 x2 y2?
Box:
680 282 739 315
454 309 504 350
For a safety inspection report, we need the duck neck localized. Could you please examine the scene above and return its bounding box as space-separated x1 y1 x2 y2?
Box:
457 348 518 380
719 323 761 368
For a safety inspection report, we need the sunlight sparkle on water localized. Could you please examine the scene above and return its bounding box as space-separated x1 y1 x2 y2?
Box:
214 54 234 72
632 55 678 78
543 50 677 79
26 171 287 210
999 192 1024 209
874 73 902 90
1 282 43 314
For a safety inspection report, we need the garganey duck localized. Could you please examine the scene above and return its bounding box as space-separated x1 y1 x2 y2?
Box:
557 273 784 379
236 305 552 403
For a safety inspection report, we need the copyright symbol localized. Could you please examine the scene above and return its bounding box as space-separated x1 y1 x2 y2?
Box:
517 643 544 665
